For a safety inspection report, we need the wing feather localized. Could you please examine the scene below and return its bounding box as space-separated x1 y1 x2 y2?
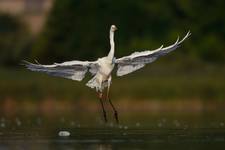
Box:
116 31 191 76
23 60 99 81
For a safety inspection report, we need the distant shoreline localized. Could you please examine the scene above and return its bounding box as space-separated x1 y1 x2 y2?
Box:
1 98 224 117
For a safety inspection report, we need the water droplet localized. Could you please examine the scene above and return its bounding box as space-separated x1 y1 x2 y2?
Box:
0 123 5 128
109 123 114 127
175 123 180 127
118 125 123 129
70 121 75 127
122 132 127 136
173 120 180 127
135 122 140 127
158 122 162 127
15 118 22 126
58 131 70 137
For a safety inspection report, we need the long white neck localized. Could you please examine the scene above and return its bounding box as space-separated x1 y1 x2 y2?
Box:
107 30 115 61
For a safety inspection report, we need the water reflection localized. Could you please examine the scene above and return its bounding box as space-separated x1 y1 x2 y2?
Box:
0 127 225 150
0 110 225 150
92 144 112 150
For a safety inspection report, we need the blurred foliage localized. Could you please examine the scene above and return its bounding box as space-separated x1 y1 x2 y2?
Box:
0 0 225 65
1 64 225 101
0 14 32 66
32 0 225 64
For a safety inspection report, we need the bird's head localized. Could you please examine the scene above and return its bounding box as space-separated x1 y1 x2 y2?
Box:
111 25 118 32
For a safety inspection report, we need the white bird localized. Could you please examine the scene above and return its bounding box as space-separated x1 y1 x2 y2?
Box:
23 25 191 123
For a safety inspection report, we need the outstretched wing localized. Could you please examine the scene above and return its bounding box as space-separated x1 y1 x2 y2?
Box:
115 31 191 76
23 60 99 81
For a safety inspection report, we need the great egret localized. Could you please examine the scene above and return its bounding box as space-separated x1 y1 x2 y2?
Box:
23 25 191 123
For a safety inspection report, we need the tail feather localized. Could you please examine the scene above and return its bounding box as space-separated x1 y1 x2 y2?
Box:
86 76 107 92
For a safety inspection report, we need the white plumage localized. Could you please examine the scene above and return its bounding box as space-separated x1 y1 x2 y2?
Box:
24 25 190 92
23 25 190 123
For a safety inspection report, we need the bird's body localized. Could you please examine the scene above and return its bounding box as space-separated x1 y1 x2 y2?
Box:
86 56 115 92
23 25 191 123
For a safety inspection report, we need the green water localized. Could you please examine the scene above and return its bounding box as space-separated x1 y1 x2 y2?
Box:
0 112 225 150
1 128 225 150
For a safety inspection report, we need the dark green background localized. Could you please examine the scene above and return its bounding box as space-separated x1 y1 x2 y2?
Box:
0 0 225 101
1 0 225 65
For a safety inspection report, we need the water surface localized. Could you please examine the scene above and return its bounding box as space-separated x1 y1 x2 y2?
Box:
0 111 225 150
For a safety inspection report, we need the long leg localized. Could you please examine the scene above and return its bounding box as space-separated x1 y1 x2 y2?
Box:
98 92 107 123
107 76 119 123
